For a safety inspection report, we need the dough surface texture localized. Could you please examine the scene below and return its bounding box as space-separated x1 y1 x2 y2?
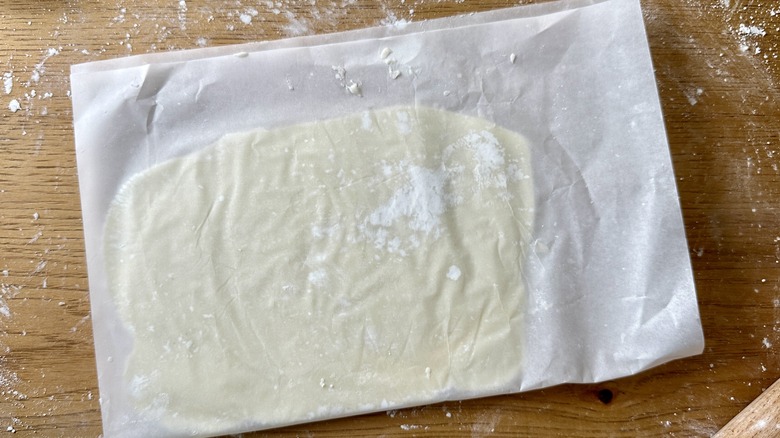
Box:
104 106 533 435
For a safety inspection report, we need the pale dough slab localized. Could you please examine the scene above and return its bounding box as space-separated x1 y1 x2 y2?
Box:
104 106 533 435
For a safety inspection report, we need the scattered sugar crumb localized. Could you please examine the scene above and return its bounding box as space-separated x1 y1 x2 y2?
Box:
447 265 462 281
684 87 704 106
33 212 39 220
27 231 43 244
509 53 517 64
762 337 772 348
332 65 346 82
380 47 393 59
2 72 12 95
32 260 46 274
8 99 20 113
346 81 362 96
361 111 373 131
234 52 249 58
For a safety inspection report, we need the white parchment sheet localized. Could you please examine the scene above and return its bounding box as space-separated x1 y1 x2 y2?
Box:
71 0 705 435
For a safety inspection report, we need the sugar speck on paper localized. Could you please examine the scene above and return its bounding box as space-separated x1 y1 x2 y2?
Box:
447 265 461 281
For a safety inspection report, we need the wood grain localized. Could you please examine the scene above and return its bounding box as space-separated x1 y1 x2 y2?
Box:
1 0 778 436
714 377 780 437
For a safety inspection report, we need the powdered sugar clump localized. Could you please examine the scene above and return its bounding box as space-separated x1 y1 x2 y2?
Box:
239 8 258 25
7 99 20 113
367 165 453 236
738 23 767 37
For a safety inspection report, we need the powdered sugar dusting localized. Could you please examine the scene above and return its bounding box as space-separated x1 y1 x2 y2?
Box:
0 363 23 401
0 283 27 410
380 9 411 29
0 296 10 319
178 0 188 30
30 47 60 84
307 269 327 287
0 283 20 319
472 409 503 436
463 131 506 187
361 111 374 131
357 127 526 258
753 418 768 430
400 424 426 431
396 111 412 135
364 164 454 248
282 10 312 36
718 2 779 65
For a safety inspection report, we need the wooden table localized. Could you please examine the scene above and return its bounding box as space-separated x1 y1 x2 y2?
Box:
1 0 778 436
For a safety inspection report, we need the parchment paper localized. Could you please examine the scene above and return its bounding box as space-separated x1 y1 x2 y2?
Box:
71 0 705 435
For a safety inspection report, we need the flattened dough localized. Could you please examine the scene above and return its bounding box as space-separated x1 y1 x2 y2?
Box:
104 106 533 435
